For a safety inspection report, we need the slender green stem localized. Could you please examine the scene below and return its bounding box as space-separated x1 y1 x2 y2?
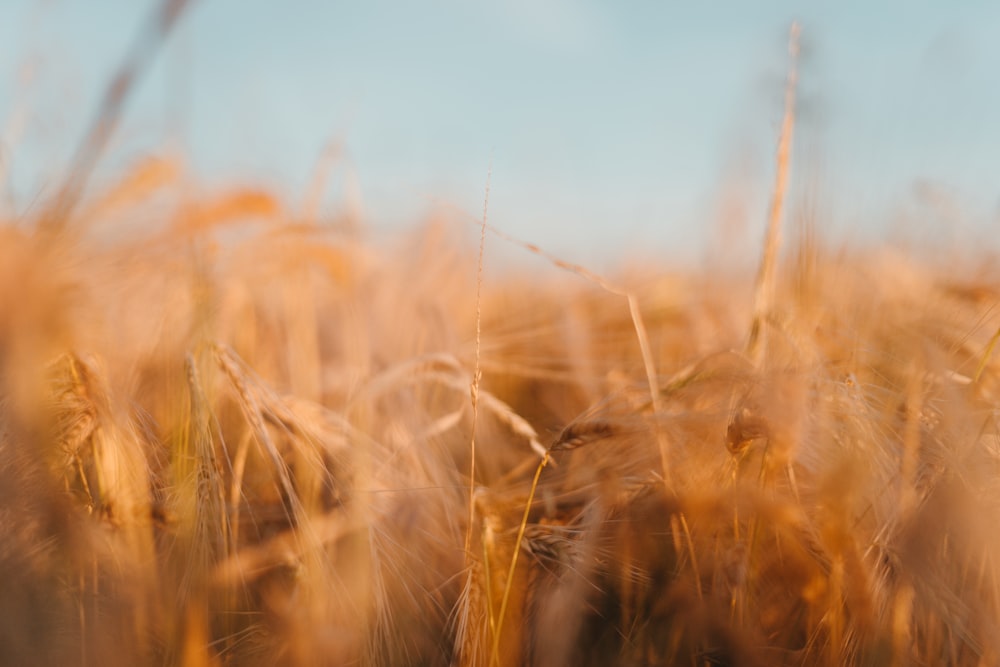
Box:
491 452 550 666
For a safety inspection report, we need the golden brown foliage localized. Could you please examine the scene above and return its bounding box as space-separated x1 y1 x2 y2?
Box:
2 162 1000 667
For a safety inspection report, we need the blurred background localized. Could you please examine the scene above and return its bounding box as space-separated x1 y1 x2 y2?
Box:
1 1 998 266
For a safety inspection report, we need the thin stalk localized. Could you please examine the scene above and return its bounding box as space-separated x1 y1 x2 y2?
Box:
491 452 551 666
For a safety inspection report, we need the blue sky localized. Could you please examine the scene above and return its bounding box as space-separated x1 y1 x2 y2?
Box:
1 1 998 263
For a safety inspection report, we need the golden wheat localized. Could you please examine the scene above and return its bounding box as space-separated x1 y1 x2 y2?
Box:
3 16 1000 663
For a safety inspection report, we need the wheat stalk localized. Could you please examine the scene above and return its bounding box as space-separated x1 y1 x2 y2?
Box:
466 162 491 560
747 21 801 364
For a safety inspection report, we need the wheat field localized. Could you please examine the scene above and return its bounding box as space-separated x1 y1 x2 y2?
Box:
1 151 1000 667
3 9 1000 664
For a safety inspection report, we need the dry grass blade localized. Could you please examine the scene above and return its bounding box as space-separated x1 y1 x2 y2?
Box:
747 21 800 364
491 451 550 667
973 325 1000 384
301 138 345 223
40 0 192 232
466 163 491 559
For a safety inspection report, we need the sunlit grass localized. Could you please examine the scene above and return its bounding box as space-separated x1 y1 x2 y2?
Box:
3 10 999 665
2 155 1000 666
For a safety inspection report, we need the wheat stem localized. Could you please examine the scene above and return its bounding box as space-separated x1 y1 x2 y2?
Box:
747 21 800 363
491 452 550 666
465 161 491 561
974 325 1000 384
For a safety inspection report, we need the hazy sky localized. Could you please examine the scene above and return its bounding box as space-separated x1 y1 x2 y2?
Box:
1 1 998 263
